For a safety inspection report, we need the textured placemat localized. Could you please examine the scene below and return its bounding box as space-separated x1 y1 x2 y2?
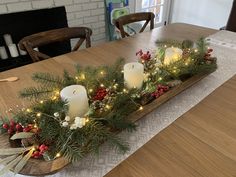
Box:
3 30 236 177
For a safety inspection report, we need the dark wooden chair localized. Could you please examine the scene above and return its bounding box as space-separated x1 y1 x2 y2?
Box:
19 27 92 62
226 0 236 32
113 12 155 38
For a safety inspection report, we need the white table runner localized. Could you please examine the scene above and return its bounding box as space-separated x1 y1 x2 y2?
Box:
4 30 236 177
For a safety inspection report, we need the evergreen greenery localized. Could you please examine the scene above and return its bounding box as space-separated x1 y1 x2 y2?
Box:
2 38 217 164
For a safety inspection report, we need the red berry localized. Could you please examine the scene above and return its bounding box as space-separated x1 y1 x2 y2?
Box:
10 120 15 127
2 123 9 129
34 151 40 155
208 48 213 53
15 124 22 130
8 128 14 135
39 144 47 152
23 127 31 132
32 151 42 159
163 88 169 92
27 124 33 128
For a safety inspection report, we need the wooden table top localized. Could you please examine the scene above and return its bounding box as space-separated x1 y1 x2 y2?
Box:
0 23 216 116
105 75 236 177
2 23 234 177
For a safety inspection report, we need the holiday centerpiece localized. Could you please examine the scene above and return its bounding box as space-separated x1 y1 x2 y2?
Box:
0 38 217 176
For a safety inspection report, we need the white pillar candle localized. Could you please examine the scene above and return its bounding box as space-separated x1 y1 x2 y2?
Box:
124 62 144 89
18 44 27 55
60 85 89 118
3 34 13 46
164 47 183 65
0 46 8 60
8 44 19 58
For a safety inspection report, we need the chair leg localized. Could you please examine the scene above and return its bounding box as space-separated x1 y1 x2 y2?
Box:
72 38 85 51
85 29 91 48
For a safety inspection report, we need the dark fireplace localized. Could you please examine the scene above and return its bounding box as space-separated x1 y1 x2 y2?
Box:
0 6 69 72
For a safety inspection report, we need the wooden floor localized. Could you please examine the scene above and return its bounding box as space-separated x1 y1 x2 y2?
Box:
105 75 236 177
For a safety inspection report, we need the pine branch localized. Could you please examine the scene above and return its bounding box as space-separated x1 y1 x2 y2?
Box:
156 39 182 48
63 70 76 86
105 132 130 154
32 73 64 87
19 86 54 100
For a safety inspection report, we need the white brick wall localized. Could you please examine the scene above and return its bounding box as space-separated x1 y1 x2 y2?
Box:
0 0 106 45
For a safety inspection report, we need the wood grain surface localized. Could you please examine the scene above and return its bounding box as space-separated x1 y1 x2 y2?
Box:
105 75 236 177
0 23 217 176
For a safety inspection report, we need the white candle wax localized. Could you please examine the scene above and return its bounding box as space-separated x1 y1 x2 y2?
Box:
8 44 19 58
3 34 13 46
164 47 183 65
18 44 27 55
124 62 144 89
0 46 8 59
60 85 89 118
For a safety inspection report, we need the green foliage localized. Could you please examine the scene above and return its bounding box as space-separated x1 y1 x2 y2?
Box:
156 39 182 48
104 92 138 131
155 38 217 81
75 58 125 92
0 116 9 133
32 73 64 87
182 39 194 49
20 86 55 100
13 58 136 163
4 38 217 164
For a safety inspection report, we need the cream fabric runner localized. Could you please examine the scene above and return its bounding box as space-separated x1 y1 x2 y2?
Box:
4 30 236 177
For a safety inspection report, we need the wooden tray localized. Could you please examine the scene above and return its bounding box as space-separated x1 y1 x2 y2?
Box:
0 72 211 176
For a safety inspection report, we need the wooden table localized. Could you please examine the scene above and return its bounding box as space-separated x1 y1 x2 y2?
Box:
106 75 236 177
0 23 216 116
0 23 225 176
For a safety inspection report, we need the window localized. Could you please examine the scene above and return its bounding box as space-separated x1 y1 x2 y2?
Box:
135 0 171 26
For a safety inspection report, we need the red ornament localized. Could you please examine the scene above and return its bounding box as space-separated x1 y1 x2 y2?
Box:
93 88 108 101
151 85 169 98
2 123 9 129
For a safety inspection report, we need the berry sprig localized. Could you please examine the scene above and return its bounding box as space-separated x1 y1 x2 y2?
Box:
204 48 213 61
136 50 151 62
2 120 34 135
93 88 108 101
151 84 169 98
31 144 49 159
2 120 23 135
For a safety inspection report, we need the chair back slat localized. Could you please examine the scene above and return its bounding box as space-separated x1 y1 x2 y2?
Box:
114 12 155 38
19 27 92 62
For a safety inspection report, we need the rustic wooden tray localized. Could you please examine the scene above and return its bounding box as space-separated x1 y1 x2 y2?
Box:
0 72 211 176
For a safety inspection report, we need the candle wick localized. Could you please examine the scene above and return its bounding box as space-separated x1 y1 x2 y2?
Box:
73 90 77 94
